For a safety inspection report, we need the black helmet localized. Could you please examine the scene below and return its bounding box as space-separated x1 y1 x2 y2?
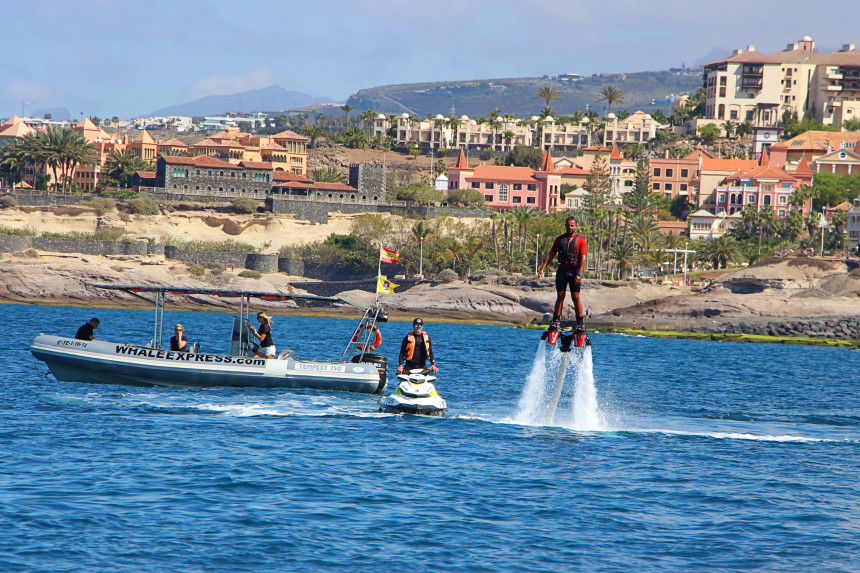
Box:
412 318 424 327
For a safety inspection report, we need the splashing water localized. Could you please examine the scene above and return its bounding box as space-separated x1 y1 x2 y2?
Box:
513 341 605 431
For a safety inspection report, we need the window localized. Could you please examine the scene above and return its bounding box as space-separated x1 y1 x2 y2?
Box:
653 168 661 176
746 111 754 121
778 196 787 204
718 193 726 202
484 195 493 202
485 182 494 190
498 184 508 201
653 183 660 190
527 184 536 191
527 197 536 204
680 184 688 191
512 196 522 203
666 169 673 177
748 194 756 204
778 209 786 217
513 184 522 190
472 182 480 189
665 183 673 191
680 169 688 178
730 110 738 120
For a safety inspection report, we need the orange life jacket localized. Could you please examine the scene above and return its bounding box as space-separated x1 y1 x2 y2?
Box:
405 331 431 360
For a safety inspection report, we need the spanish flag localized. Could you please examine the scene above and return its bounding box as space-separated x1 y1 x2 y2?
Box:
381 246 400 264
377 275 399 294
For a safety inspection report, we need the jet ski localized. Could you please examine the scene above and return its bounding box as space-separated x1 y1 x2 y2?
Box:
378 369 447 417
541 321 591 351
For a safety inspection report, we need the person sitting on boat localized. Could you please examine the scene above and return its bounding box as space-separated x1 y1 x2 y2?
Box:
250 312 276 359
397 318 438 375
170 324 188 352
74 317 99 341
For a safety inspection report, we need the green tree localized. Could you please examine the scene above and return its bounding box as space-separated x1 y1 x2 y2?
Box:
302 125 326 148
508 145 543 169
340 104 353 127
583 154 611 210
697 124 721 144
625 157 653 215
447 188 485 207
598 85 625 115
309 166 346 183
103 150 149 188
536 85 561 116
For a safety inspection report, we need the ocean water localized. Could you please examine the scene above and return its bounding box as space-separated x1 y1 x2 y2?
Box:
3 303 860 572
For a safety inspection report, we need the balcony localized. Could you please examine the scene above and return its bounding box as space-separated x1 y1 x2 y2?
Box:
826 84 843 92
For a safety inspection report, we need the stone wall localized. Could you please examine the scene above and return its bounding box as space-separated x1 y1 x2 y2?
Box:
267 196 491 224
162 247 278 273
692 317 860 340
292 279 419 297
0 235 149 256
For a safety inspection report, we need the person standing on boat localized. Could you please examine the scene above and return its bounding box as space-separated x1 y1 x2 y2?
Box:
250 312 276 359
170 324 188 352
397 318 438 374
75 317 99 341
538 216 588 333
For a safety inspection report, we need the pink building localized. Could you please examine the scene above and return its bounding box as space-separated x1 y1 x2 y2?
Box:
447 150 562 211
714 149 813 219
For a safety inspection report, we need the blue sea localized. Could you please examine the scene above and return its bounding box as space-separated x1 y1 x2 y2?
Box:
2 303 860 572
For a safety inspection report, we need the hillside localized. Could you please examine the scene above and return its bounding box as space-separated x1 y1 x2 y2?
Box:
147 86 332 118
346 69 702 117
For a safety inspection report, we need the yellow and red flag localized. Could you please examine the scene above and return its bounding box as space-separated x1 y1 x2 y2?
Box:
380 246 400 264
377 275 399 294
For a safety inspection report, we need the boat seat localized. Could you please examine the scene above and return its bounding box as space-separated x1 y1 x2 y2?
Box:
277 349 294 360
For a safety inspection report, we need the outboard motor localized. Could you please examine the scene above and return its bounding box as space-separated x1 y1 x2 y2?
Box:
352 352 388 393
229 316 254 356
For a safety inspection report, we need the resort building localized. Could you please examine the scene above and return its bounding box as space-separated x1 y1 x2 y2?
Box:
602 111 666 147
768 130 860 170
446 150 562 211
156 155 274 196
649 149 706 200
703 37 860 129
710 150 813 219
847 197 860 252
811 141 860 175
687 209 742 241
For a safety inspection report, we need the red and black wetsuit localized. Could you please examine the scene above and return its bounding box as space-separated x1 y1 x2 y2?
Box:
550 232 587 294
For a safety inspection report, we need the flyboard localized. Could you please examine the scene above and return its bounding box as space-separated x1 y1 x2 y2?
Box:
539 321 591 424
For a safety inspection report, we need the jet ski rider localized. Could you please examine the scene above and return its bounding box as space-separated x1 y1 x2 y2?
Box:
538 216 588 333
397 318 438 375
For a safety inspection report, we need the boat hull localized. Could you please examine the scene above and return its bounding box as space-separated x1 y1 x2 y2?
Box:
31 335 386 394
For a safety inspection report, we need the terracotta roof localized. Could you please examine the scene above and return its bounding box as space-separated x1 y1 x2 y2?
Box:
557 166 590 176
261 142 287 151
454 149 468 169
609 144 623 161
0 120 36 138
161 155 238 169
132 130 156 144
795 154 812 176
273 171 312 183
736 164 795 180
193 139 219 147
273 130 308 141
541 150 554 172
468 165 538 183
238 160 273 170
158 138 189 147
773 130 860 152
758 147 769 167
136 171 156 178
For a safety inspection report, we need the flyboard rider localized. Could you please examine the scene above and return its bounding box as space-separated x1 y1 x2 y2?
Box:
538 216 588 333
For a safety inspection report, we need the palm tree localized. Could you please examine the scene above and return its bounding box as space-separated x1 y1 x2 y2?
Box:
361 109 377 138
464 236 485 276
340 104 353 127
104 150 150 188
302 125 326 149
598 85 625 115
309 166 346 183
490 212 502 268
536 85 561 116
609 241 637 280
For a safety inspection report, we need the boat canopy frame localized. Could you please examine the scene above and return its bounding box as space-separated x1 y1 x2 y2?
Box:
93 284 384 359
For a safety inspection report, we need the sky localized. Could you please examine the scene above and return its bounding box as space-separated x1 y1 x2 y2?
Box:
1 0 856 120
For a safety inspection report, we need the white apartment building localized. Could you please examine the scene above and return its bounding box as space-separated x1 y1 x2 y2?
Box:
848 197 860 252
703 36 860 128
603 111 666 147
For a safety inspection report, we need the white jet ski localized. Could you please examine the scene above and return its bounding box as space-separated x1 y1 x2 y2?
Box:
378 369 447 417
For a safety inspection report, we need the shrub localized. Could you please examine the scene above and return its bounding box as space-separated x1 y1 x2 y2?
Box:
202 261 226 271
82 197 116 215
238 270 262 279
0 195 19 209
164 236 258 254
15 248 40 258
434 268 458 282
230 197 259 214
128 192 159 215
187 264 205 276
0 225 35 237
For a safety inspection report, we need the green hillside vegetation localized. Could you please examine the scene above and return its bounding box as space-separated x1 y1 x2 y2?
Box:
347 70 702 118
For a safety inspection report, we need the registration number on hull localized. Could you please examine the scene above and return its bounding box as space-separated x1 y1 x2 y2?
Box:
295 363 346 373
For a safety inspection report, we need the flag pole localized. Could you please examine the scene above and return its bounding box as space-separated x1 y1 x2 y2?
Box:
376 237 383 306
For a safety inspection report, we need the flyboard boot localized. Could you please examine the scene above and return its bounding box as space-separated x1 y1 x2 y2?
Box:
540 318 562 346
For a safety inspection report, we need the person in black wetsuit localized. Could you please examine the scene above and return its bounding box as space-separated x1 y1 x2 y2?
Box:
397 318 438 374
538 216 588 332
75 317 99 340
170 324 188 352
